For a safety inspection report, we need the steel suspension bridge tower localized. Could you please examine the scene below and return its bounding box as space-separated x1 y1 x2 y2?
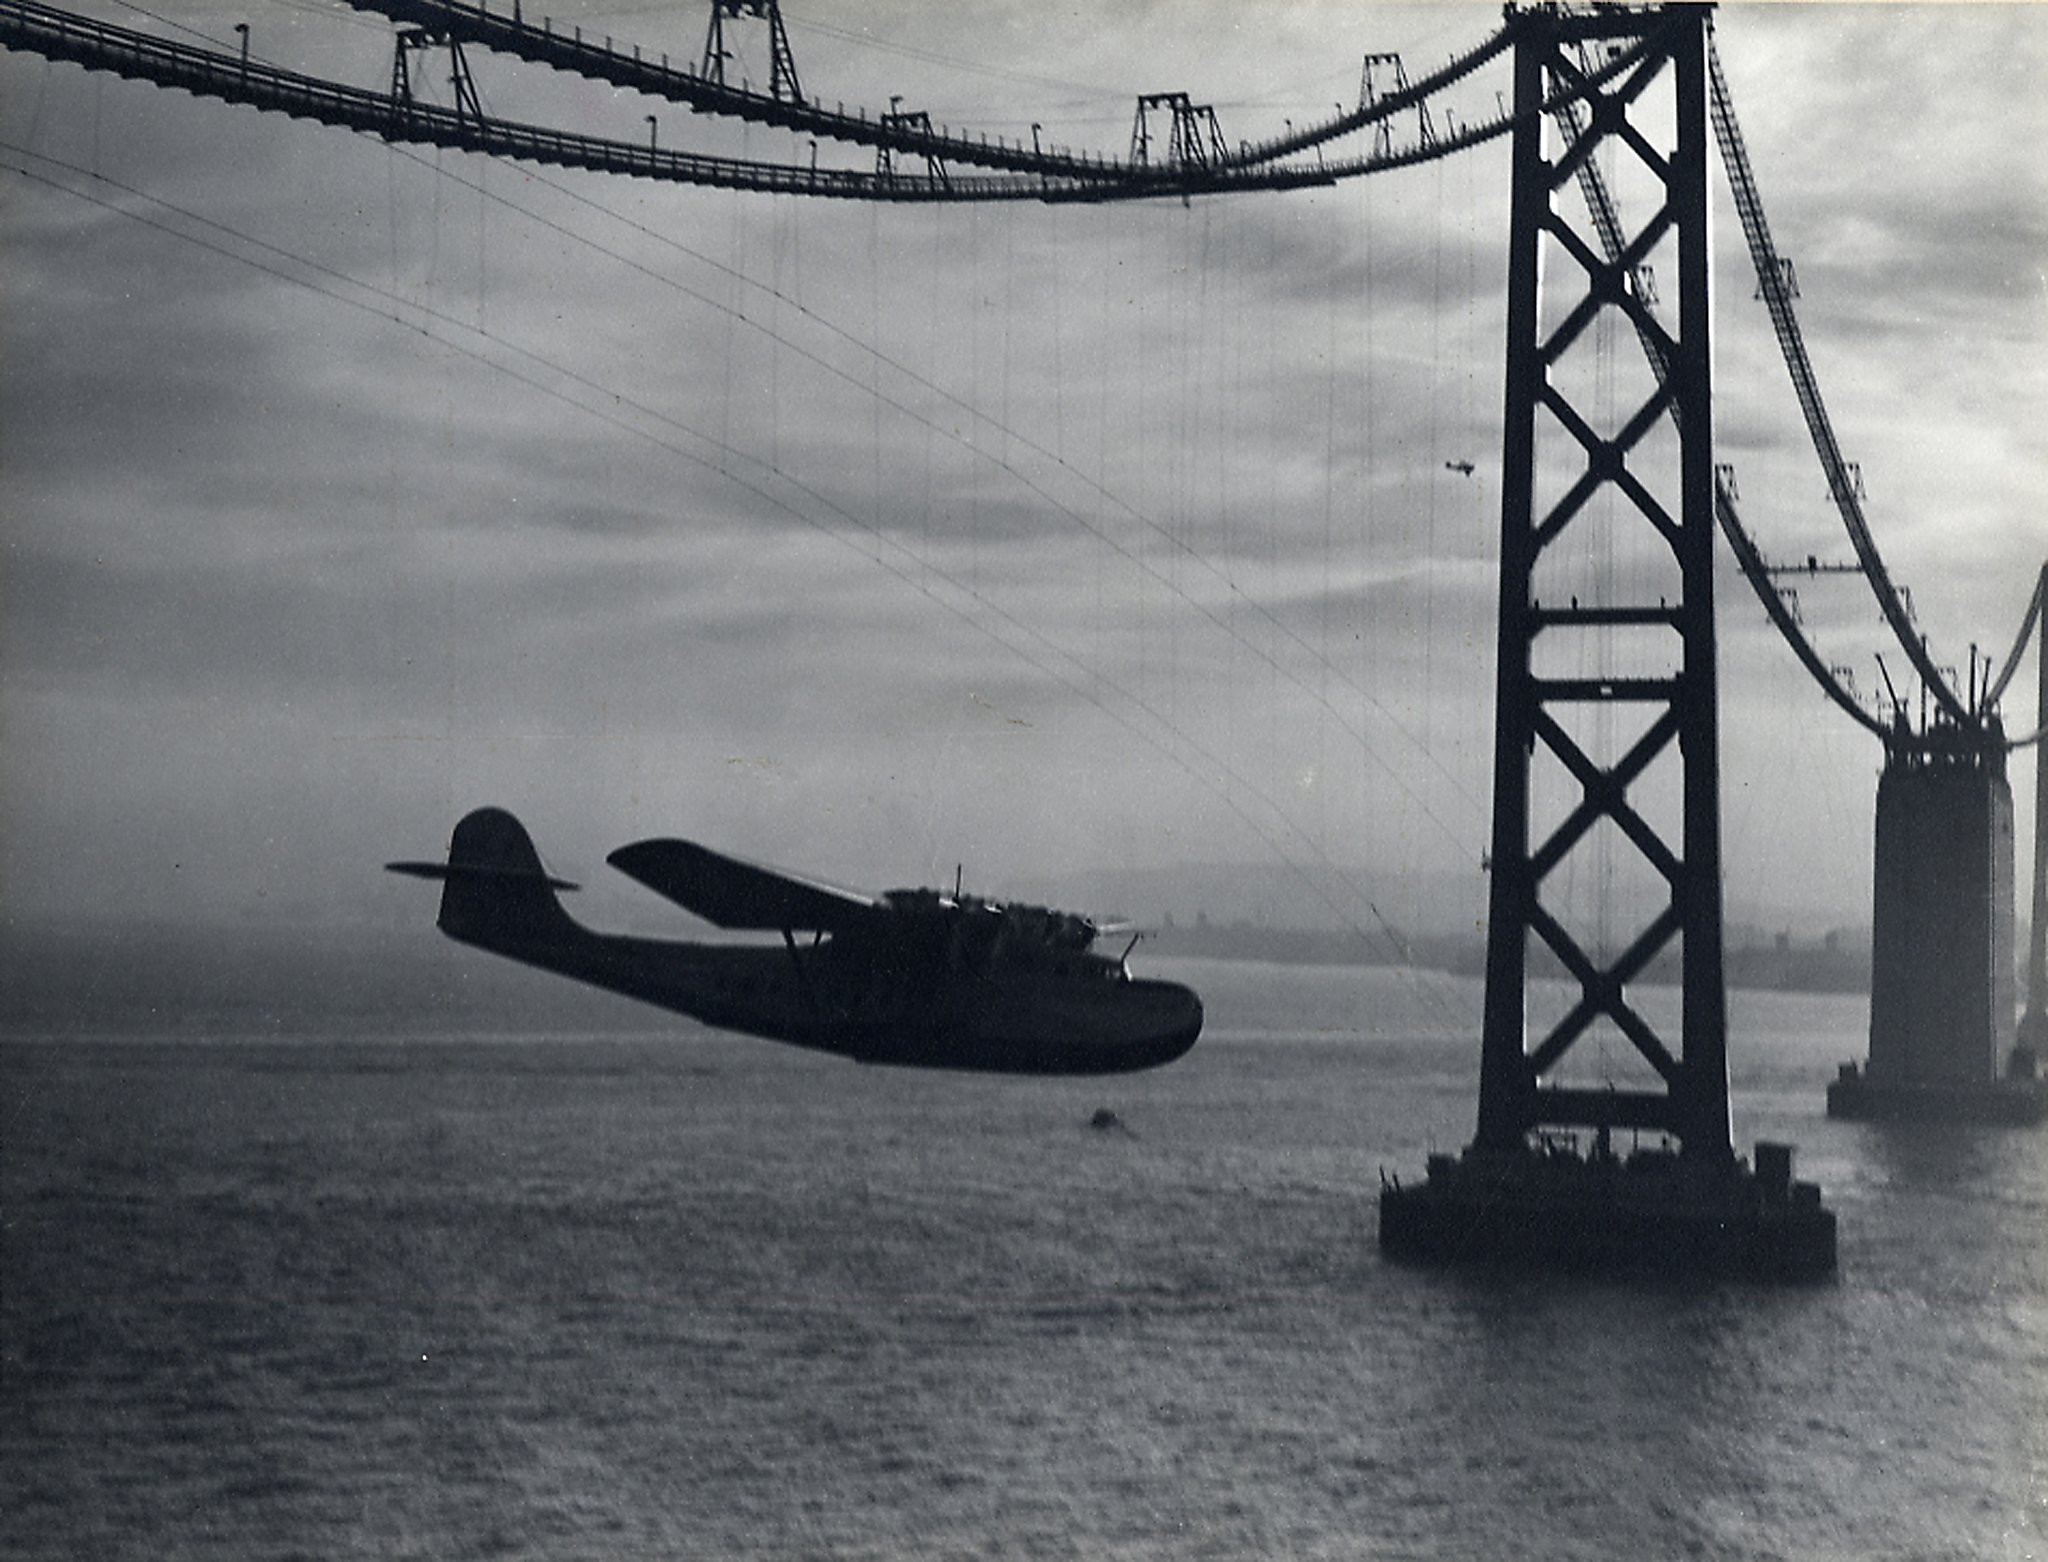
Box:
1480 4 1726 1158
1378 4 1835 1277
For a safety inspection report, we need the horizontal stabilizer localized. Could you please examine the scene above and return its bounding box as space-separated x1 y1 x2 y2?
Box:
607 838 876 932
386 859 579 891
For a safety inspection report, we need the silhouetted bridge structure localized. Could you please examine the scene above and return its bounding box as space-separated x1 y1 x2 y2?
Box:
6 0 2044 1272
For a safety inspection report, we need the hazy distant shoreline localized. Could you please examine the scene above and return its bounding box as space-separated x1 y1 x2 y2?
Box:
0 913 1871 1039
1143 920 1870 994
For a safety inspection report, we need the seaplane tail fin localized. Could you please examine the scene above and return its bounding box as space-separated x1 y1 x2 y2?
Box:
387 807 580 952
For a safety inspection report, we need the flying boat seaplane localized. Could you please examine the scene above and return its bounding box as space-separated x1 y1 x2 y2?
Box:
388 808 1203 1074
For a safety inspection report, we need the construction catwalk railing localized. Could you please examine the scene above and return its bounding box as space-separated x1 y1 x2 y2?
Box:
1987 565 2047 748
0 0 1123 201
1553 43 1892 743
1705 31 1973 730
341 0 1522 179
1556 20 2039 750
0 1 1655 200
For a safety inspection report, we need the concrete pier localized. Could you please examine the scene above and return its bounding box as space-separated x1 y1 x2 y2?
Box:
1379 1137 1837 1282
1828 725 2044 1124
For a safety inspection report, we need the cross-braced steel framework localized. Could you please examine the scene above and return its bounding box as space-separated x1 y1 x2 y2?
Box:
1476 5 1731 1160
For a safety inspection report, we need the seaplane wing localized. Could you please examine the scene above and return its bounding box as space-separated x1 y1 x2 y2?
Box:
606 837 879 932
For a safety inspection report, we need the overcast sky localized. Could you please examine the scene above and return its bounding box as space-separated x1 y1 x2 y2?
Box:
1 1 2042 944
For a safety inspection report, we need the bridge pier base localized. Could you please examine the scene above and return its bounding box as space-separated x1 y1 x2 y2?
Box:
1827 729 2045 1125
1380 1138 1836 1282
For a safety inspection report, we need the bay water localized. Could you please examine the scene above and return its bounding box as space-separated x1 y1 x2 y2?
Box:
4 959 2044 1559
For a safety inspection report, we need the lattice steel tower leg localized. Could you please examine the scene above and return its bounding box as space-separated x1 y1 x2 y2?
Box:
1476 4 1732 1162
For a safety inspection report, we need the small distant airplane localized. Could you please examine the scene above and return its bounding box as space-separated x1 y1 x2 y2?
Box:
1445 460 1476 476
388 807 1203 1074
